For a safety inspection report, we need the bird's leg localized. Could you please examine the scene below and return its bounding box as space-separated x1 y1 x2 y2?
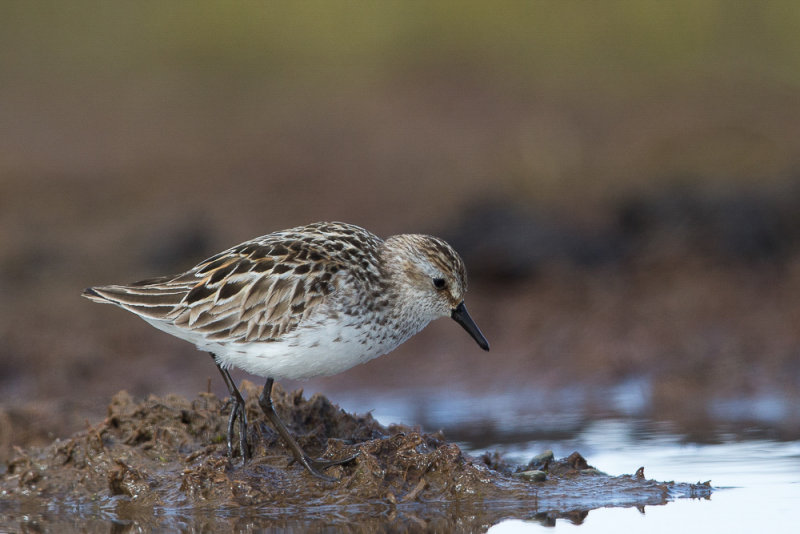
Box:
209 353 249 461
258 377 359 481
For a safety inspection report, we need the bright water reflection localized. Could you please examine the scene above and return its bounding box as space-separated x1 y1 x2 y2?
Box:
337 393 799 533
484 425 800 532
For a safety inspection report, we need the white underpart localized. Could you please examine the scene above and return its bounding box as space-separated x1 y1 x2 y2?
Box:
142 306 433 380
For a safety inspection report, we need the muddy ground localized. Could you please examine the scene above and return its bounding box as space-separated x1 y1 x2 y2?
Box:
0 382 710 531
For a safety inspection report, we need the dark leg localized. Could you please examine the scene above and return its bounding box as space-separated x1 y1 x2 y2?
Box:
209 353 249 461
258 377 358 481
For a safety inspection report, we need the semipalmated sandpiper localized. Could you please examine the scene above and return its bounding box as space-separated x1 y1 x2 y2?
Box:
84 221 489 479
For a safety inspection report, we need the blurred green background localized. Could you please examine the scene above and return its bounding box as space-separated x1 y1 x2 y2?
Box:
2 1 800 454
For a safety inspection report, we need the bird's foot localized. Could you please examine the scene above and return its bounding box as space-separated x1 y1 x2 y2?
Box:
224 396 250 462
291 451 361 481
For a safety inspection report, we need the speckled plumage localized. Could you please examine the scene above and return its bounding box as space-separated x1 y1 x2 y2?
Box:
84 221 486 379
83 221 488 476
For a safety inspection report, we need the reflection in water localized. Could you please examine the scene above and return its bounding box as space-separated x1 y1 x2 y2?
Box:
334 386 800 532
482 427 800 532
334 380 800 446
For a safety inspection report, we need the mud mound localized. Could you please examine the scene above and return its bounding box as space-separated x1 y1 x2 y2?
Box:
0 382 711 530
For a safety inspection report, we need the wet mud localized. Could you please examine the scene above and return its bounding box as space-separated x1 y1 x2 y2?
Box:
0 382 711 531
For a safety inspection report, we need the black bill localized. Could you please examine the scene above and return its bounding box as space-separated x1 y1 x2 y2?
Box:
451 301 490 351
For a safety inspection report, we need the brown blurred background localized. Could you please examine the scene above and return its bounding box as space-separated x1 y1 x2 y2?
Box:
2 2 800 456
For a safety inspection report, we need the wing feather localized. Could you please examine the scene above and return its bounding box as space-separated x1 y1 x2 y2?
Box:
82 222 384 344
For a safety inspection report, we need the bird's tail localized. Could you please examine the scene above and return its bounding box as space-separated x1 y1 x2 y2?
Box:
82 286 109 303
81 282 190 320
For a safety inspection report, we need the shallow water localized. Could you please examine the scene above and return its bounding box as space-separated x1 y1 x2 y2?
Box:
336 389 800 532
484 428 800 532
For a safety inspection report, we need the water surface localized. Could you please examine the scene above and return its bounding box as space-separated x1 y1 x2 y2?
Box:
338 388 800 532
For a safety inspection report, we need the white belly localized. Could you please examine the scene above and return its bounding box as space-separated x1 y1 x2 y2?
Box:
143 313 426 380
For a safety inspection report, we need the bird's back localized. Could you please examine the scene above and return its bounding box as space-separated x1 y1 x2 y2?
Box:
83 222 386 348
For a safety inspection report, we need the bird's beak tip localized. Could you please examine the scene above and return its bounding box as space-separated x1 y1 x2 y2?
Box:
451 302 490 352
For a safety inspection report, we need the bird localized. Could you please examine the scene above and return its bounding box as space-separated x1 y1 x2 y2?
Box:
83 221 489 479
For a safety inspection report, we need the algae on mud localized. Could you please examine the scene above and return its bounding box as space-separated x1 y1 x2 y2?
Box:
0 382 711 530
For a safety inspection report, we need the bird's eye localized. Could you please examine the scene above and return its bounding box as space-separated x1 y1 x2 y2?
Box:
432 277 447 290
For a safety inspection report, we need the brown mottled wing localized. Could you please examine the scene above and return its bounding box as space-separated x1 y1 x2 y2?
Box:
83 222 384 343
